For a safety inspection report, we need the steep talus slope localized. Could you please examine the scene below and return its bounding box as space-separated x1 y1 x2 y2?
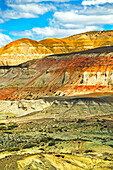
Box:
0 30 113 66
0 46 113 100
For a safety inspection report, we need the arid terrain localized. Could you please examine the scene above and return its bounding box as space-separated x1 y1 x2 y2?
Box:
0 30 113 66
0 31 113 169
0 45 113 100
0 113 113 169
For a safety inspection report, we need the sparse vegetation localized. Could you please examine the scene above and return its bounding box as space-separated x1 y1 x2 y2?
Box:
77 119 86 123
0 115 112 169
85 150 93 153
22 143 37 149
0 126 7 130
8 147 20 152
8 124 18 130
48 141 55 146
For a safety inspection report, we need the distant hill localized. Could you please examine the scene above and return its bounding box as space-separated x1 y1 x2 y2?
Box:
0 30 113 66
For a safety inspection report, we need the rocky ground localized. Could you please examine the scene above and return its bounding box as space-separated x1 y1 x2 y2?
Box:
0 113 113 169
0 95 112 169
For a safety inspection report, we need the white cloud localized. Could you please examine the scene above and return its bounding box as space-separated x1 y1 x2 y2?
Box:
2 0 113 46
0 3 56 20
11 25 98 39
0 33 12 47
6 0 71 3
11 30 32 37
0 29 8 32
2 10 37 20
61 24 82 29
8 3 56 15
0 18 4 23
53 11 113 26
82 0 113 5
11 2 112 40
80 4 113 15
32 26 98 38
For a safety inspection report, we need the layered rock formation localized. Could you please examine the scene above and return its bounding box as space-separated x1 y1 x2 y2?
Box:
0 38 51 66
0 30 113 66
0 31 113 170
0 46 113 100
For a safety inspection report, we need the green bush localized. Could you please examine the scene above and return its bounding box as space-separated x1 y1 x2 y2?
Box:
4 131 12 134
48 141 55 146
48 130 53 133
85 150 93 153
104 157 110 161
0 150 5 153
39 148 44 151
0 126 7 130
101 119 106 123
8 147 20 152
40 137 53 143
39 129 43 132
0 123 5 125
76 151 79 154
8 124 18 130
77 119 86 123
22 143 37 149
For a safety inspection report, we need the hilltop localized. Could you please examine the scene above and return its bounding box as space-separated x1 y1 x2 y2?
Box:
0 30 113 66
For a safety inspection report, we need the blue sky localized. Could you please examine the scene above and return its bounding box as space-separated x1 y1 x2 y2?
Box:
0 0 113 47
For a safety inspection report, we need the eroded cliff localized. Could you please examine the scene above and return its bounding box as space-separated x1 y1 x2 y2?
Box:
0 46 113 100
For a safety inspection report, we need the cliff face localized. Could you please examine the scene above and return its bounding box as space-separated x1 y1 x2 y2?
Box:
0 46 113 100
0 30 113 66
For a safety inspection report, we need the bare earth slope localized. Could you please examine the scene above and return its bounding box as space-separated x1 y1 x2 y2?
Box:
0 30 113 66
0 45 112 100
0 35 113 169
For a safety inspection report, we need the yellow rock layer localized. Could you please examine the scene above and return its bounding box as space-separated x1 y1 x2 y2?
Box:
17 154 112 170
0 30 113 66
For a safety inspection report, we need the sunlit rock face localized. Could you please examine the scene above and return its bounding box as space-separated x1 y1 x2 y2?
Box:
0 30 113 66
0 46 113 100
0 38 52 66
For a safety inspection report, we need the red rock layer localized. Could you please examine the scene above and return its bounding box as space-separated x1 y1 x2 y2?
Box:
0 46 113 100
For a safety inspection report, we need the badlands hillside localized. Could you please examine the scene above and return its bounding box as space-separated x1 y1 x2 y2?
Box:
0 31 113 169
0 45 113 101
0 30 113 66
0 45 113 119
